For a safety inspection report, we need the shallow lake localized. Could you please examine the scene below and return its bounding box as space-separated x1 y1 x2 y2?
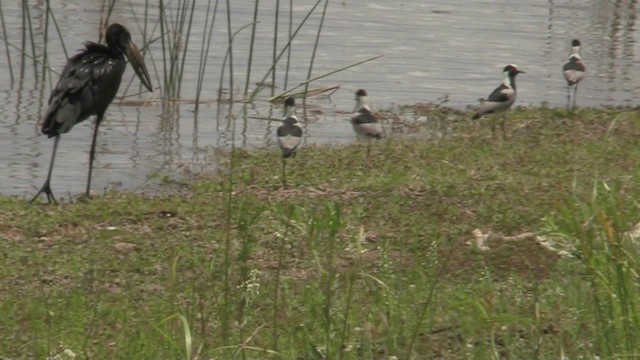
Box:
0 0 638 198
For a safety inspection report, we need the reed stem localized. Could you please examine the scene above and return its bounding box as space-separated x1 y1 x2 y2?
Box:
23 0 38 79
218 22 255 103
19 0 27 79
283 0 293 90
271 0 279 97
48 2 67 59
195 0 220 111
303 0 329 109
0 0 14 85
177 0 196 99
40 0 51 85
244 0 260 97
225 0 235 104
159 0 168 97
250 0 323 101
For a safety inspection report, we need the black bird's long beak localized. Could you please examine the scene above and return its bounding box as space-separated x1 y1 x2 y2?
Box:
126 41 153 92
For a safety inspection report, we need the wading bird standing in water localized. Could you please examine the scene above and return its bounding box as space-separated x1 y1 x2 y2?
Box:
563 39 585 110
276 97 303 187
32 23 153 204
351 89 382 160
472 64 524 139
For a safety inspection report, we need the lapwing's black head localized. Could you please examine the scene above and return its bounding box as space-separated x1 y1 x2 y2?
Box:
503 64 524 76
284 97 295 107
283 97 297 118
571 39 581 47
355 89 368 97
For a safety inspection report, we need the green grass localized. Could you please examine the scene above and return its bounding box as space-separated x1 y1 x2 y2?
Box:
2 106 640 359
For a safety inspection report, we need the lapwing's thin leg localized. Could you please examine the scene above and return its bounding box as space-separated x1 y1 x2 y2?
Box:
491 118 497 139
573 84 579 110
32 135 60 204
501 117 507 140
281 158 287 188
86 115 103 197
567 86 572 110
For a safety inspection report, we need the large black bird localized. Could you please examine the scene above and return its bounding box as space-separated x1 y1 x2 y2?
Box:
32 23 153 204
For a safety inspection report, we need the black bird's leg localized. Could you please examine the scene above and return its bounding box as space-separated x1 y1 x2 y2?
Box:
86 114 104 197
567 86 571 110
572 84 579 110
31 135 60 204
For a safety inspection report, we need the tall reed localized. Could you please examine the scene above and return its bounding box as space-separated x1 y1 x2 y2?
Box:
157 0 196 101
20 0 38 80
47 2 67 59
217 22 254 103
0 0 14 85
224 0 235 104
271 0 280 97
304 202 342 357
249 0 323 101
98 0 117 43
40 0 50 85
283 0 293 90
243 0 260 97
178 0 196 100
271 204 297 356
302 0 329 109
194 0 220 111
234 199 265 359
220 97 239 354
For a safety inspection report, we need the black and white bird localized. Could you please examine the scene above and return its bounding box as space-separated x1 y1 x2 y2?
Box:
472 64 524 139
351 89 383 140
563 39 586 110
276 97 303 186
32 23 153 204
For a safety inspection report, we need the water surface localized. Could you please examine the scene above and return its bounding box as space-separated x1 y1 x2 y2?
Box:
0 0 637 198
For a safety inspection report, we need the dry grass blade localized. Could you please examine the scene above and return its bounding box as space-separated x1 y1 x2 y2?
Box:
268 55 383 101
269 85 340 103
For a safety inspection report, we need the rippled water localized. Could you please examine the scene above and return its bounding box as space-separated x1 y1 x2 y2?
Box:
0 0 638 198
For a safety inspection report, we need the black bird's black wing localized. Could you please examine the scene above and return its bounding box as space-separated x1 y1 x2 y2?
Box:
42 43 125 137
486 84 510 103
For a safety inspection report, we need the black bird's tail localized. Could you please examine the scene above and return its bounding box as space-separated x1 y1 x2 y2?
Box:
472 112 482 120
41 95 65 138
41 87 81 138
41 109 60 138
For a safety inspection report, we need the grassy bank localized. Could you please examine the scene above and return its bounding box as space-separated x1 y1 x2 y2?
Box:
2 106 640 359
